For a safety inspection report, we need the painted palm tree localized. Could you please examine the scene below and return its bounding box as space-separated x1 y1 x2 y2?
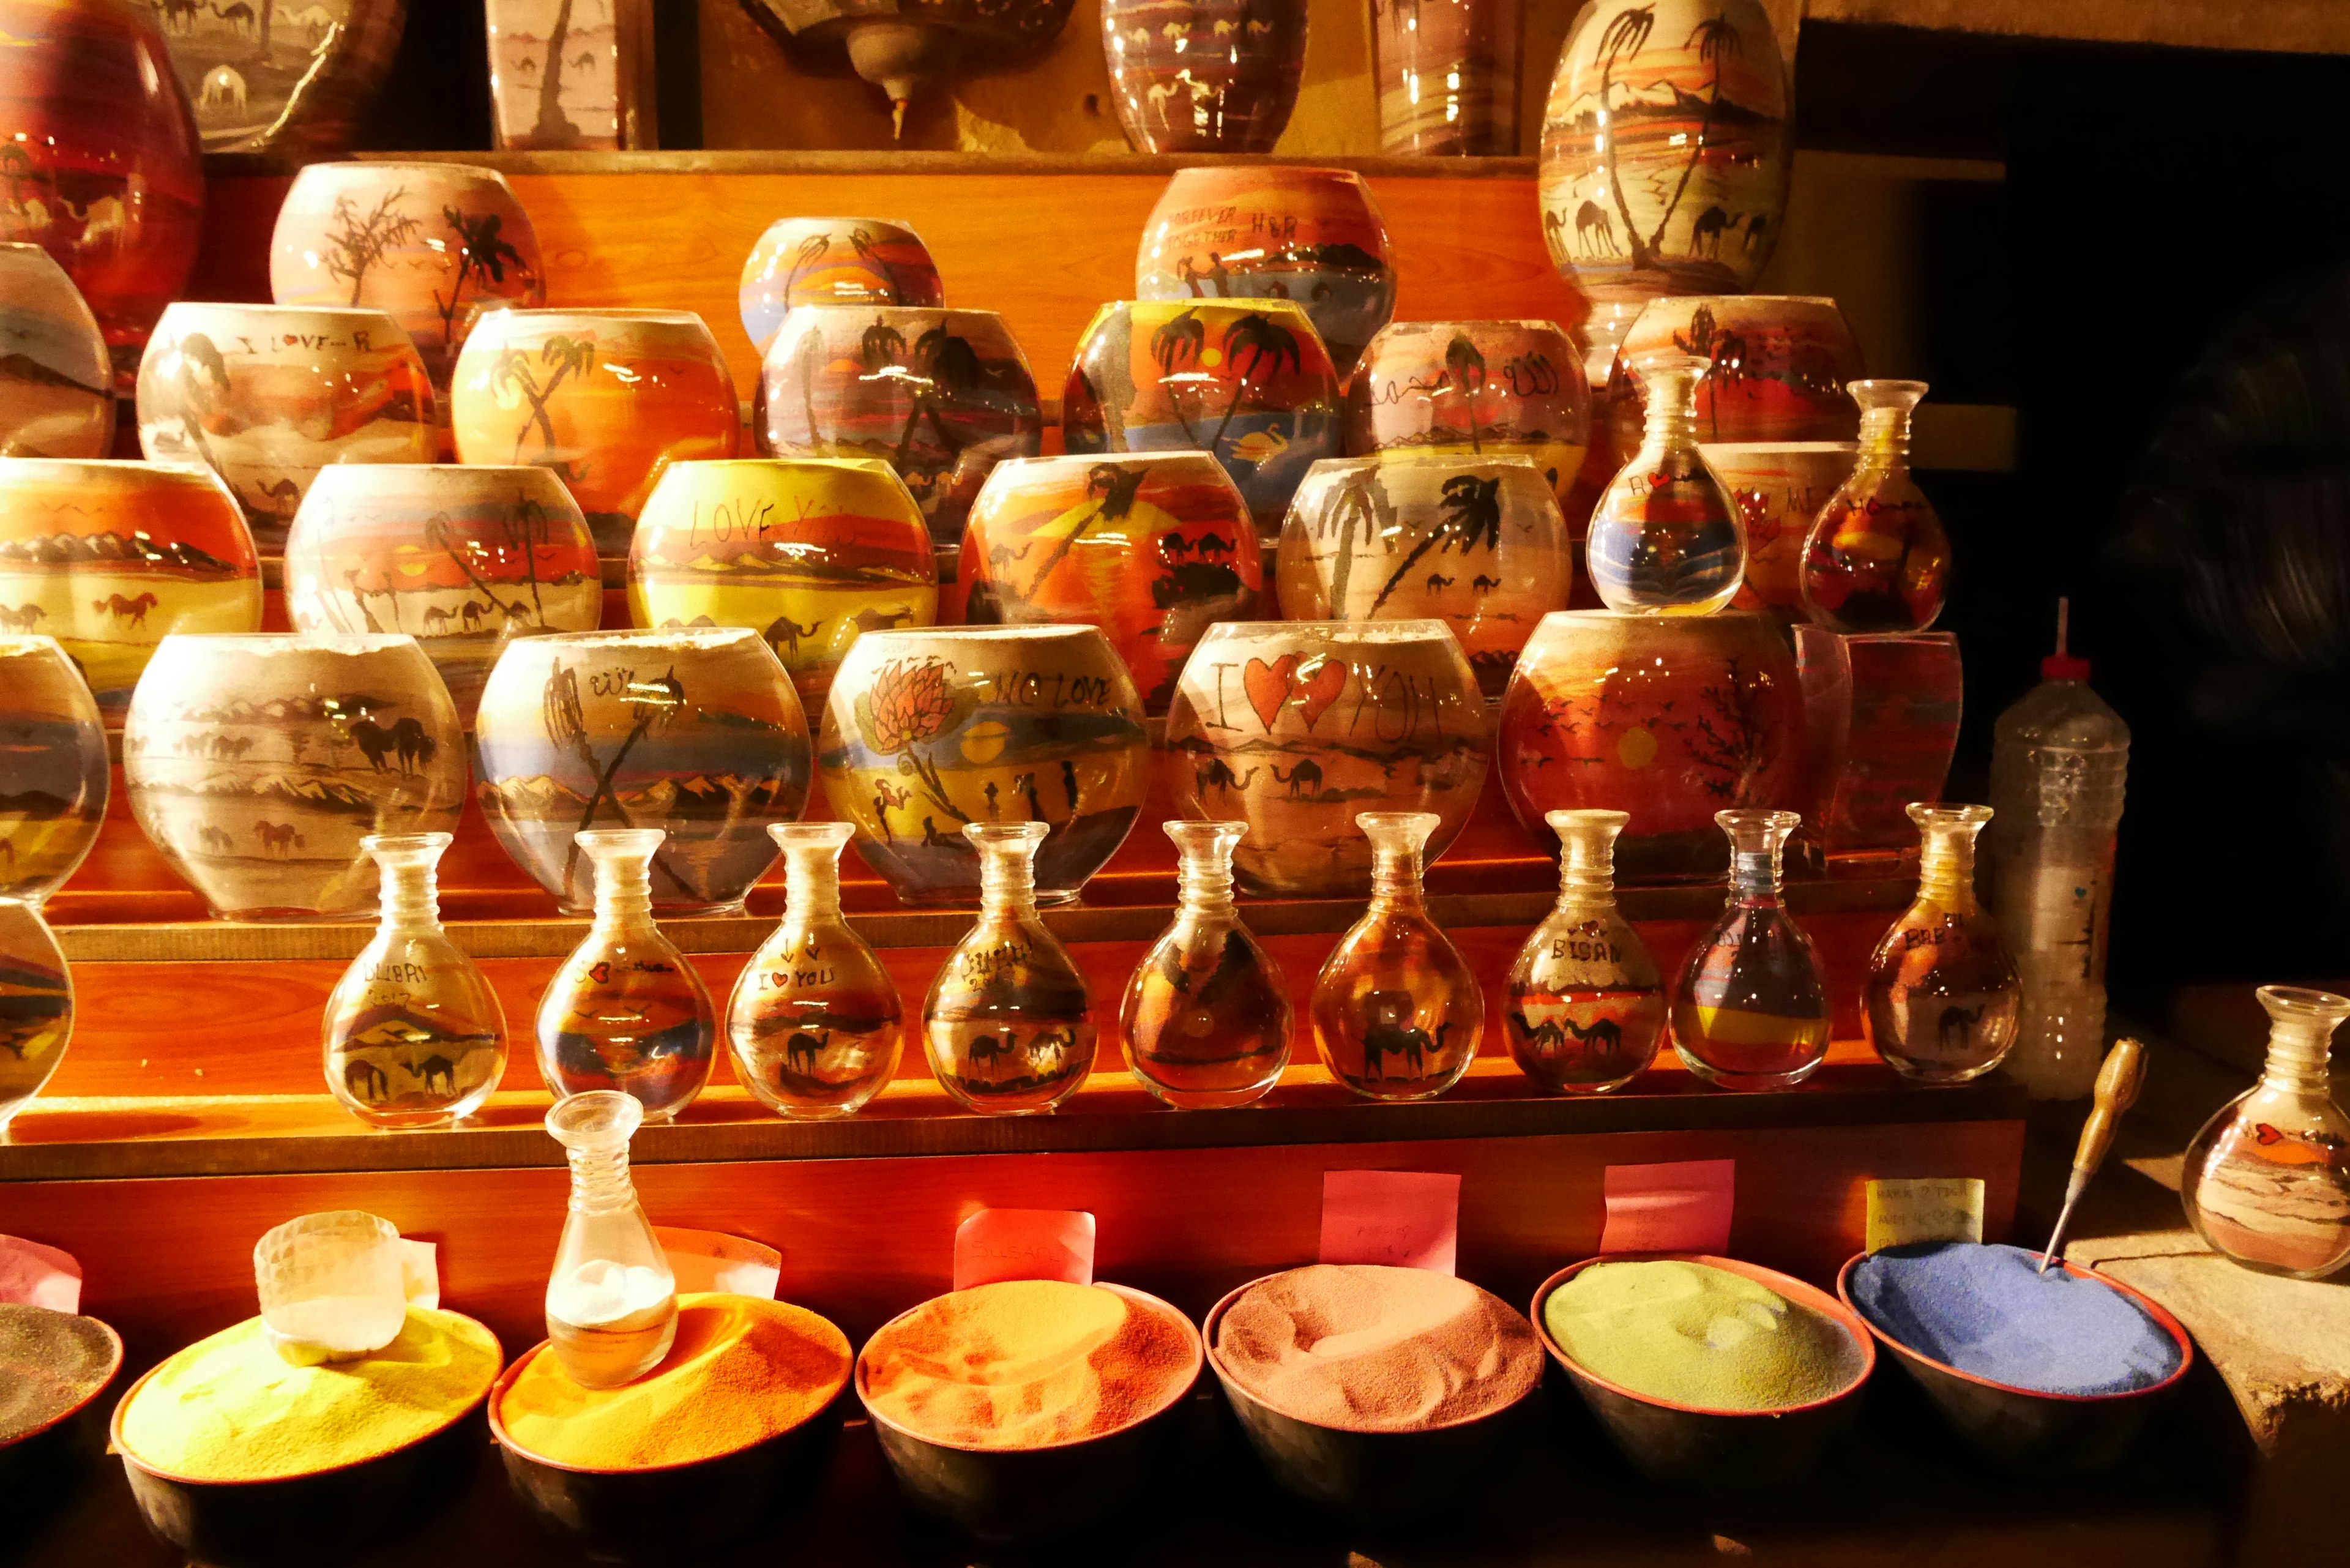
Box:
1647 11 1745 261
1369 472 1504 613
545 659 687 894
531 0 582 147
859 316 907 372
1023 462 1151 600
847 226 900 302
1315 468 1386 611
1208 313 1302 455
1445 333 1490 453
434 207 531 345
493 335 594 468
495 495 554 624
1592 4 1659 273
781 233 830 310
1149 308 1208 442
893 324 982 473
425 509 524 622
323 189 420 307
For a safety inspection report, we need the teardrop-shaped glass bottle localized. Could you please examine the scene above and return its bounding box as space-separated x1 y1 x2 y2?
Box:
1671 809 1831 1091
1586 349 1746 614
922 821 1096 1114
1799 379 1950 632
543 1091 679 1389
0 900 70 1136
1863 804 2021 1083
536 828 717 1122
324 832 508 1128
2181 986 2350 1280
726 821 904 1118
1120 821 1292 1109
1504 810 1665 1093
1310 811 1483 1100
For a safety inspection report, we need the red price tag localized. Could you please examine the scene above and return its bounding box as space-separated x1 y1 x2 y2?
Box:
1319 1170 1461 1274
1600 1160 1735 1254
953 1209 1096 1291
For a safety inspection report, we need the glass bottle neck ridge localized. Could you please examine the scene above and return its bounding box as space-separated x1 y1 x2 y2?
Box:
1915 828 1979 910
781 848 843 924
562 1138 641 1214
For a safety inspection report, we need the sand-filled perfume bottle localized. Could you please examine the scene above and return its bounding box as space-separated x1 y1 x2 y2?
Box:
1671 810 1832 1090
1586 350 1746 614
1863 804 2021 1083
1799 379 1950 633
536 829 717 1122
922 822 1096 1114
0 901 70 1137
726 822 903 1119
1311 812 1483 1100
543 1091 678 1389
1504 810 1665 1094
1120 821 1291 1109
323 832 508 1128
2182 986 2350 1280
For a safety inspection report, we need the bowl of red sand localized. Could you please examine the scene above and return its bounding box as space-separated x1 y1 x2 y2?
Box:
855 1278 1203 1542
488 1293 855 1561
1837 1243 2193 1476
0 1304 123 1520
1532 1254 1874 1491
1203 1264 1545 1523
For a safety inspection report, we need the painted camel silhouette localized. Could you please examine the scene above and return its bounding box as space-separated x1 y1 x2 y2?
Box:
764 613 824 657
253 821 305 856
1425 573 1455 593
783 1028 831 1078
1194 758 1258 794
1270 760 1322 798
348 715 436 774
1938 1002 1986 1054
343 1058 389 1103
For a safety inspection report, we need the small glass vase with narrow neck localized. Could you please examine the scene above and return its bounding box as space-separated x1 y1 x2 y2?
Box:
543 1091 677 1389
2182 986 2350 1280
1586 349 1747 614
536 828 717 1124
1310 812 1483 1100
922 821 1097 1114
1671 809 1832 1091
1863 804 2021 1083
1504 810 1665 1094
726 821 903 1118
1121 821 1291 1109
323 832 507 1128
1799 379 1950 632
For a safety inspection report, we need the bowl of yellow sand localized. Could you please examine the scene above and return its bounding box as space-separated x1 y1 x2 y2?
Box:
854 1279 1203 1544
110 1305 504 1568
1531 1253 1874 1492
488 1293 854 1562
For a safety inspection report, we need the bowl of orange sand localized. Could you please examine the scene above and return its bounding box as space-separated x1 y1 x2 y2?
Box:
855 1278 1203 1542
1203 1263 1545 1523
111 1305 504 1568
489 1291 853 1561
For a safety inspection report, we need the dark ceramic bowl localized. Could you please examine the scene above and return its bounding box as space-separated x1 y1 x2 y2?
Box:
0 1312 122 1517
1531 1253 1875 1492
1835 1250 2194 1476
110 1318 499 1568
488 1337 845 1562
856 1283 1202 1544
1201 1274 1540 1525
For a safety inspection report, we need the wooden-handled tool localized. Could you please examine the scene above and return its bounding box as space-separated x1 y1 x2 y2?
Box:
2040 1036 2149 1273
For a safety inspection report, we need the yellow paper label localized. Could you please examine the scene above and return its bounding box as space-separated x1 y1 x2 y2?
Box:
1865 1177 1985 1253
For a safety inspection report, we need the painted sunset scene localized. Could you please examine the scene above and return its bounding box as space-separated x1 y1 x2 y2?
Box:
1540 0 1790 298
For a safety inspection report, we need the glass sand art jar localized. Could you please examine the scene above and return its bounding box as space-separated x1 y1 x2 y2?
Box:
1799 379 1950 633
1119 821 1292 1109
1584 351 1745 614
1310 812 1482 1101
1862 804 2020 1084
1669 809 1831 1091
2182 986 2350 1280
1503 809 1665 1094
543 1091 679 1389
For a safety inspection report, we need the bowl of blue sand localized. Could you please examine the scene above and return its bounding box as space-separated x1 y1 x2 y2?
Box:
1837 1242 2192 1475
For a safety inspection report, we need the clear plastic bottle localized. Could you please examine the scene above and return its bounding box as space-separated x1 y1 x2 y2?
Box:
1584 349 1746 615
1984 602 2128 1100
1863 804 2021 1083
543 1091 678 1388
1503 809 1665 1093
1120 821 1291 1109
536 828 717 1122
922 821 1097 1114
2181 986 2350 1280
323 832 508 1128
725 821 904 1119
1310 811 1483 1100
1670 809 1832 1091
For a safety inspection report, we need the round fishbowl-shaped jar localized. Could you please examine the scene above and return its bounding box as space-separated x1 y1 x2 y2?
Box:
0 634 108 902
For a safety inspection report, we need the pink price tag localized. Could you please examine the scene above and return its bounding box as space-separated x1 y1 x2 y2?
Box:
953 1209 1095 1291
655 1227 782 1300
0 1234 81 1313
1319 1170 1461 1274
1600 1160 1736 1254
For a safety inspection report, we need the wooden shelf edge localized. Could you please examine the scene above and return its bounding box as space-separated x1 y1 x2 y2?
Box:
204 149 1544 181
0 1062 2027 1182
50 877 1917 961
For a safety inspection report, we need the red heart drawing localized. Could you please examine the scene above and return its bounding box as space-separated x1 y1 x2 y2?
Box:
1294 656 1348 731
1242 654 1299 732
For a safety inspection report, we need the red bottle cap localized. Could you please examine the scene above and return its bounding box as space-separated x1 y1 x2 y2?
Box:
2042 651 2091 681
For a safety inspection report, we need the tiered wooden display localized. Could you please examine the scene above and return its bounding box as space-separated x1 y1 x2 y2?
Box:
13 155 2024 1394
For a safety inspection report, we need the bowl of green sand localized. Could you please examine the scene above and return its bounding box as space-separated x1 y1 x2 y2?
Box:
1531 1254 1874 1491
1836 1243 2193 1476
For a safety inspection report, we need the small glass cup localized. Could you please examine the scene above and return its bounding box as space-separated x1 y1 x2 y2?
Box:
254 1209 410 1365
